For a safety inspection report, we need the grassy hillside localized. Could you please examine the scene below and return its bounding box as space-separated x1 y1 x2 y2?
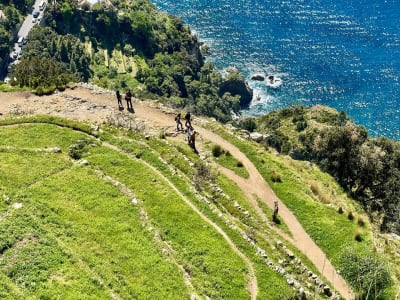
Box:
0 114 397 299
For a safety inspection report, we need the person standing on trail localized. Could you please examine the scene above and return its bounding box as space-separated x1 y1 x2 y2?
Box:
273 201 279 223
187 126 198 154
175 113 183 131
116 90 123 110
184 111 192 128
125 90 134 113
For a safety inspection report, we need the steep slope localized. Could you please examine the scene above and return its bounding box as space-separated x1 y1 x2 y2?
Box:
1 85 395 299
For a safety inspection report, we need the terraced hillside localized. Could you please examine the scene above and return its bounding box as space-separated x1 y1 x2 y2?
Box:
0 87 397 299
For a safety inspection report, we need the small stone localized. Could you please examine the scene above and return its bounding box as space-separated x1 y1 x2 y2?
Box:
131 198 138 205
287 278 294 286
162 248 168 255
80 159 89 166
12 203 23 209
285 249 295 259
323 285 332 296
52 147 62 153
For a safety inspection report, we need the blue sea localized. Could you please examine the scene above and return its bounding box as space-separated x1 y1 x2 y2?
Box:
150 0 400 140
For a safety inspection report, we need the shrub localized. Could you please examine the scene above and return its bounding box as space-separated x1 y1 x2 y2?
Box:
296 121 307 132
212 144 224 157
354 229 363 242
68 145 82 160
357 217 365 227
270 171 282 183
68 139 91 160
194 162 216 191
241 117 257 132
348 211 354 221
338 207 344 214
339 247 392 298
318 193 330 204
236 161 243 168
309 180 319 195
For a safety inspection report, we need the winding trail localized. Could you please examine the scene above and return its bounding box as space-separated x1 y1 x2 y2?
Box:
0 87 353 299
103 142 258 299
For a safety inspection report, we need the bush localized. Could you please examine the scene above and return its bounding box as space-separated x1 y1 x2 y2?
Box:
357 217 365 227
212 144 224 157
296 121 307 131
35 85 56 96
270 171 282 183
241 117 257 132
194 162 216 191
68 139 91 160
339 247 392 298
348 211 354 221
236 161 243 168
338 207 344 214
309 180 319 195
354 229 363 242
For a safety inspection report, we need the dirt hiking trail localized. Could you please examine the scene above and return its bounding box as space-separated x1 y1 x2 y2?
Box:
0 87 353 299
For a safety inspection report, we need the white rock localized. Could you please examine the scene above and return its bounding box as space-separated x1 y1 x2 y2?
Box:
12 203 23 209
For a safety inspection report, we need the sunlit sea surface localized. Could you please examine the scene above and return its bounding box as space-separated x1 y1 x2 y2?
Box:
150 0 400 140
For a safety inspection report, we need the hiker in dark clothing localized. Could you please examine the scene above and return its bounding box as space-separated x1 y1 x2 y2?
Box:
184 112 192 128
116 90 123 110
187 126 198 154
175 113 184 131
125 90 134 113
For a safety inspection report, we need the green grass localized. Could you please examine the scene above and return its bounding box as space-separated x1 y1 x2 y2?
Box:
87 145 250 299
3 116 388 298
0 119 256 299
214 151 249 179
208 123 374 261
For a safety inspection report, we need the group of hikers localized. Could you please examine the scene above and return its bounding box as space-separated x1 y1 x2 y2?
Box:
175 111 198 154
116 90 134 113
115 90 198 154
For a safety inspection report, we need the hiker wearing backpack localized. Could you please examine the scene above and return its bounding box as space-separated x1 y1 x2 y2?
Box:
175 113 184 131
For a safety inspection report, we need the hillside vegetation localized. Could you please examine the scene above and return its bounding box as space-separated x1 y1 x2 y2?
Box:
239 106 400 236
3 0 251 122
0 104 397 299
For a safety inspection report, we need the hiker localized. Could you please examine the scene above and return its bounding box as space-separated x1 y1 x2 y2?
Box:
273 201 279 222
125 90 134 113
184 111 192 128
116 90 123 110
187 126 198 154
175 113 183 131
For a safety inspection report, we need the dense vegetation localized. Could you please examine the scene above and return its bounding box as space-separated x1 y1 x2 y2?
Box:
4 0 251 122
241 106 400 235
0 0 34 67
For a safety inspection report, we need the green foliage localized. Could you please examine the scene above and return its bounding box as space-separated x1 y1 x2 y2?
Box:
255 106 400 235
12 56 71 90
208 122 374 268
339 247 392 298
270 170 282 183
240 117 257 133
212 144 223 157
68 139 91 160
22 27 91 82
